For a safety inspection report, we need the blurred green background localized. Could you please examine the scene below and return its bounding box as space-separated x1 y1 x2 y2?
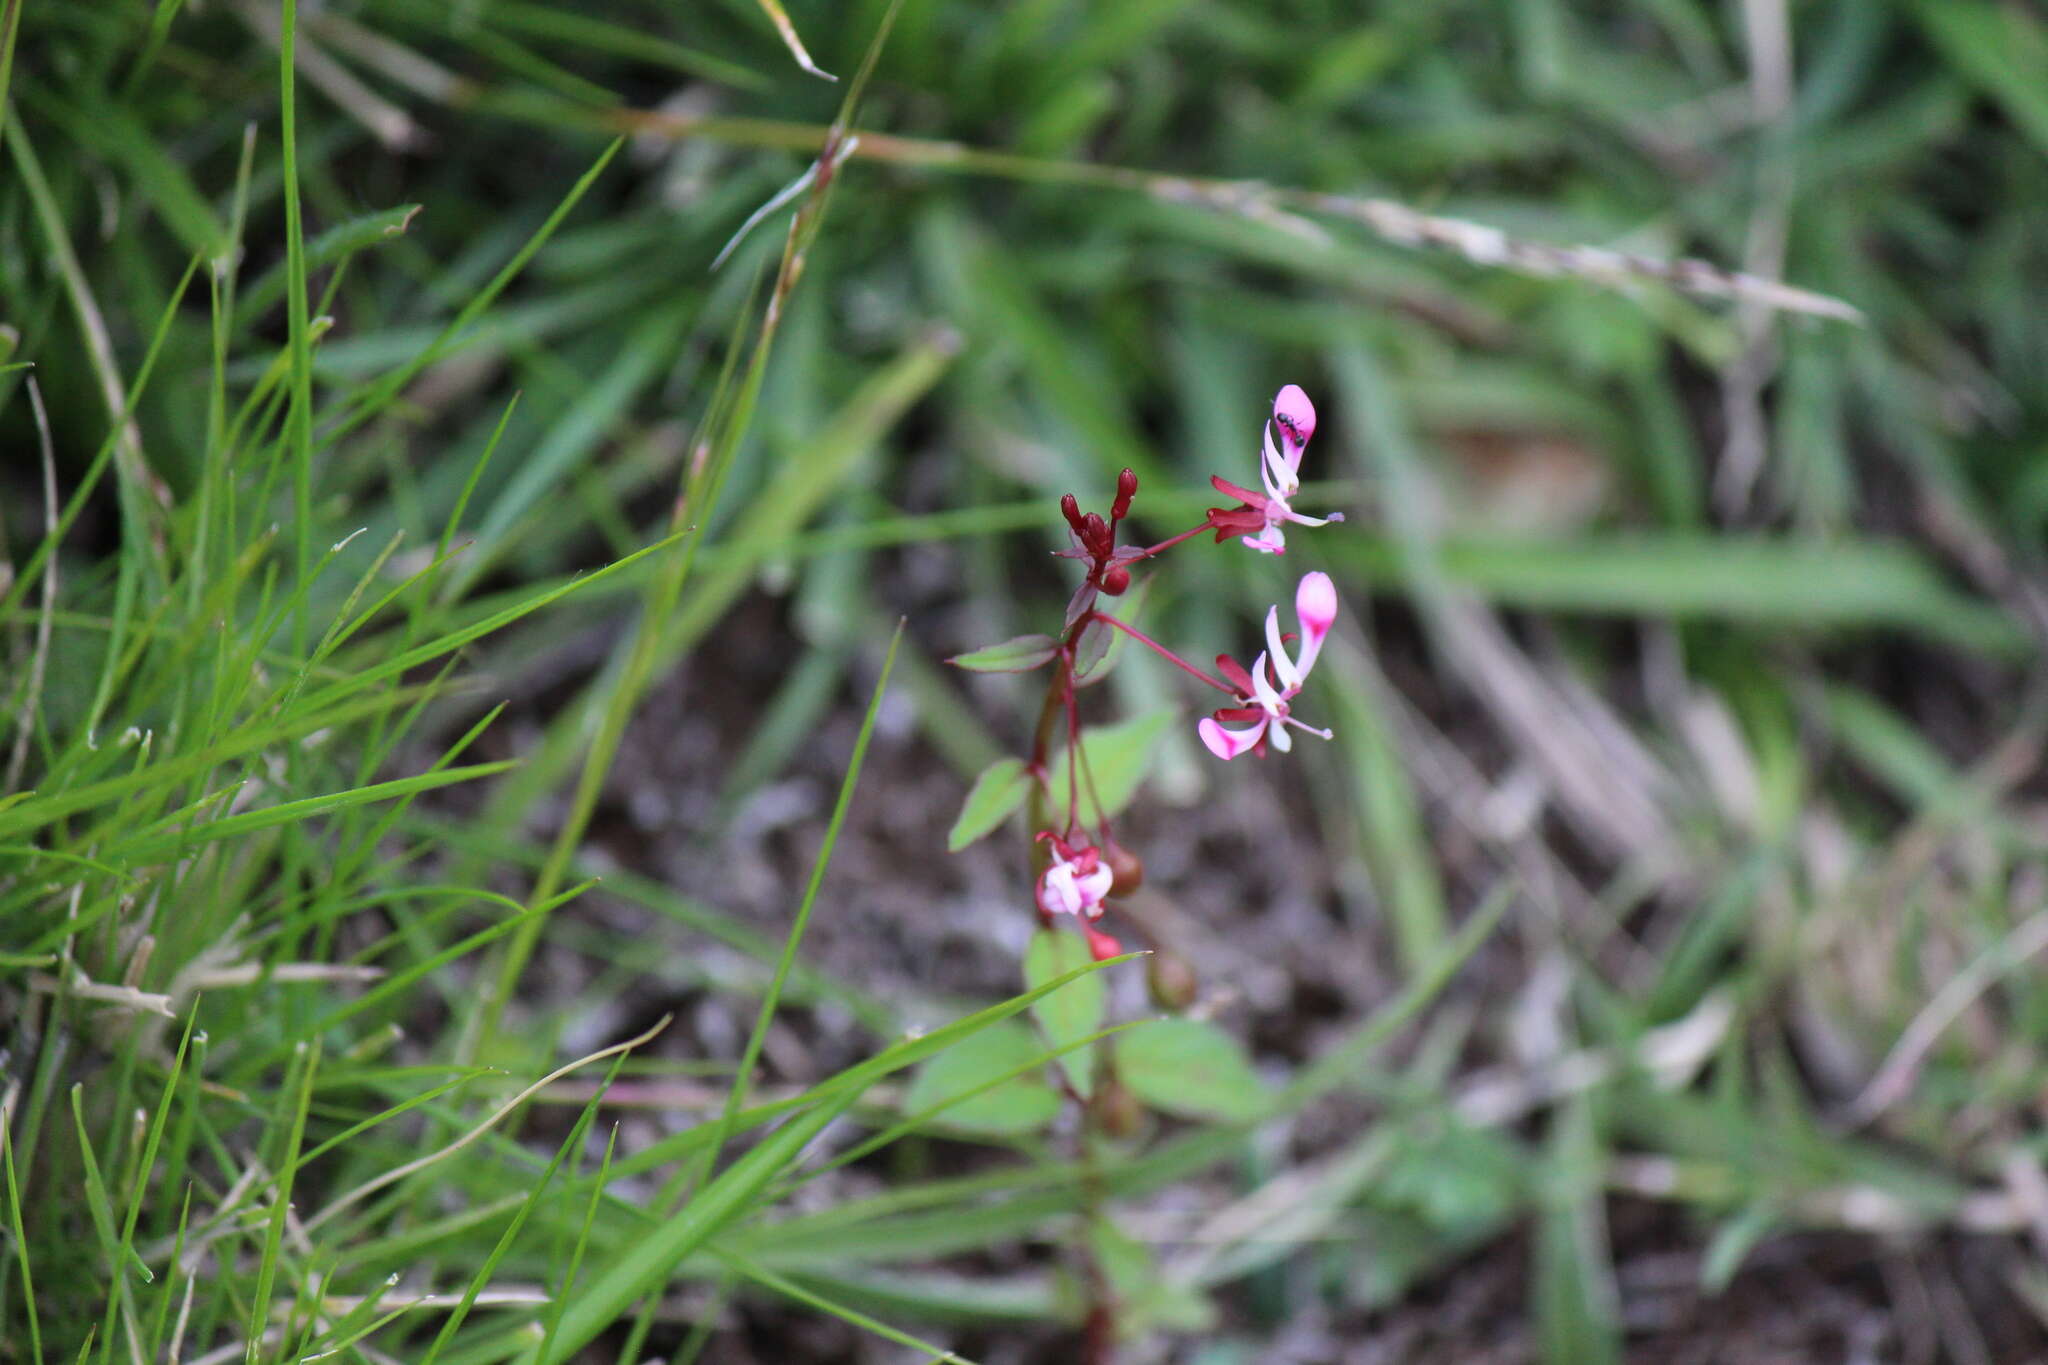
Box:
6 0 2048 1361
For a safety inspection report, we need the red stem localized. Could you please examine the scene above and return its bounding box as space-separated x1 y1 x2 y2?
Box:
1087 613 1239 695
1132 521 1211 560
1060 649 1082 837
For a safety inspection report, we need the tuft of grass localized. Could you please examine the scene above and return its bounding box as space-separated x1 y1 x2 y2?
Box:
5 0 2047 1360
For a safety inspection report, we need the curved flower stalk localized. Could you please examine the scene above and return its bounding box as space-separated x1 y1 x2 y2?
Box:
1205 384 1343 555
1197 571 1338 760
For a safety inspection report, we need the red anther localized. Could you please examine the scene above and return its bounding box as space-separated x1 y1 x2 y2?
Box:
1060 493 1086 533
1111 468 1138 522
1099 566 1130 595
1080 512 1112 557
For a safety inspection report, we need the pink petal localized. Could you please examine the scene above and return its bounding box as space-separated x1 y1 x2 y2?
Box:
1294 571 1337 677
1198 715 1266 760
1271 385 1317 463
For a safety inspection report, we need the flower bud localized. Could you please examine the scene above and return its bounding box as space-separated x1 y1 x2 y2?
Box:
1089 1073 1145 1139
1145 949 1199 1012
1079 512 1111 557
1111 468 1138 521
1084 926 1123 962
1099 566 1130 596
1103 838 1143 893
1060 492 1086 533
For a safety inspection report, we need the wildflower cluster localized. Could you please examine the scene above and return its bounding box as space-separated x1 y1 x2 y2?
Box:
951 386 1346 959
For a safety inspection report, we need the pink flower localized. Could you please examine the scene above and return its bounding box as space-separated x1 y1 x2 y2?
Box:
1197 571 1338 760
1035 833 1114 920
1205 385 1341 555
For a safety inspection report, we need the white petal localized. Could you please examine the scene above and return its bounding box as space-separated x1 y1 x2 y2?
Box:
1264 606 1299 691
1259 430 1290 503
1241 524 1286 555
1268 719 1293 752
1250 652 1287 713
1040 864 1082 917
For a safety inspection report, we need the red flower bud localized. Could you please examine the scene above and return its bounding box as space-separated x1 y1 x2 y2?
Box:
1060 493 1086 534
1085 926 1123 962
1111 468 1138 522
1099 566 1130 595
1079 512 1111 557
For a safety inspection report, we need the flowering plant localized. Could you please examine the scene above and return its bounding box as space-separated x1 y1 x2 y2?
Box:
937 385 1346 1356
949 385 1344 959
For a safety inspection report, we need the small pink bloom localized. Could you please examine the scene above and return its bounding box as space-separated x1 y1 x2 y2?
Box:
1197 572 1338 760
1208 385 1341 556
1035 833 1114 920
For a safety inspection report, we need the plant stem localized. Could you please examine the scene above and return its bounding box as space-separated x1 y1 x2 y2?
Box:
1086 613 1238 695
1132 522 1211 559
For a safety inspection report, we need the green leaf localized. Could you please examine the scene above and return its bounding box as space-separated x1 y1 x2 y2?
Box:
901 1021 1061 1135
948 756 1030 851
949 633 1059 673
1116 1019 1267 1123
1024 929 1106 1092
1044 707 1175 825
237 203 423 322
1331 534 2021 655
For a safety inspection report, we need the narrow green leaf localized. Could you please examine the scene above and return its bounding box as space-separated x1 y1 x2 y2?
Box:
1 1112 44 1365
115 762 515 860
948 633 1059 673
1910 0 2048 158
533 1096 859 1365
67 1087 149 1285
1534 1096 1620 1365
676 622 904 1203
235 203 422 321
